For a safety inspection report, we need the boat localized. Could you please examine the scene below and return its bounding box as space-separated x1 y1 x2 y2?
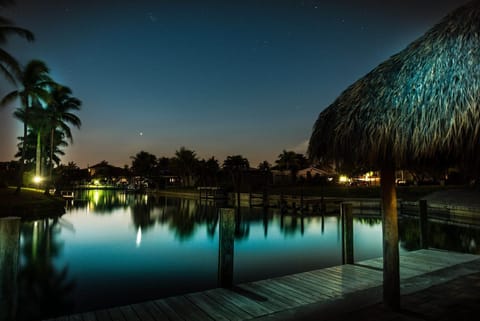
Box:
60 191 74 199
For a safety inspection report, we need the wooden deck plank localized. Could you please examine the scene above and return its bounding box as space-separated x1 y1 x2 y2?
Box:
356 257 384 269
261 276 323 302
106 308 127 321
42 249 480 321
408 249 477 265
131 303 162 321
286 273 340 299
187 291 242 321
136 302 171 321
230 286 285 313
400 258 450 272
82 312 97 321
213 288 273 317
243 280 307 306
238 282 299 309
399 259 438 273
308 269 369 293
203 289 253 320
328 266 381 287
163 296 214 321
302 268 364 292
255 279 316 304
342 265 384 282
95 310 112 321
153 299 184 321
302 271 348 295
119 306 140 321
292 272 344 298
68 314 84 321
281 274 336 300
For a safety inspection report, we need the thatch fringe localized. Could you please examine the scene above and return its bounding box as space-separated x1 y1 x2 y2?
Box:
308 0 480 172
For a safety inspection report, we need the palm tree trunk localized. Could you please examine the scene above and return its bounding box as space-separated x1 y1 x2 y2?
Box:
16 103 28 194
380 165 400 311
49 128 54 181
35 130 41 178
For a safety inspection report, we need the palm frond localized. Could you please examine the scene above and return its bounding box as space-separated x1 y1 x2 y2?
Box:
0 25 34 44
309 0 480 172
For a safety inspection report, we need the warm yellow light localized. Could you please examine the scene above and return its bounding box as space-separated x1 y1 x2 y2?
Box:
33 176 43 184
339 175 349 183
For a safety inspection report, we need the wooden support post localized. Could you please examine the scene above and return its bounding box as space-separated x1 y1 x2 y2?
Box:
380 166 400 311
249 191 252 207
419 200 428 249
341 203 354 264
0 217 21 321
218 208 235 288
321 214 325 234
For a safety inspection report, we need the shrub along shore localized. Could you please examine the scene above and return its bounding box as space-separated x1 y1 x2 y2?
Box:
0 187 65 219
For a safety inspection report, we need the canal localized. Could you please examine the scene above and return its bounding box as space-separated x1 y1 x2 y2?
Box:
2 190 480 320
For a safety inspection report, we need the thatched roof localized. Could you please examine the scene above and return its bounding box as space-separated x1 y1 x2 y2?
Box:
308 0 480 171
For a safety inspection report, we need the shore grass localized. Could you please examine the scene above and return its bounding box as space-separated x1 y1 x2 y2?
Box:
0 187 65 219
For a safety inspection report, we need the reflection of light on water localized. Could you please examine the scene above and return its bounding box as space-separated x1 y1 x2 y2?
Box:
32 221 38 260
93 190 100 205
136 227 142 247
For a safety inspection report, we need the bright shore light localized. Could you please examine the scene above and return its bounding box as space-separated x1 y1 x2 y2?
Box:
33 176 43 184
339 175 349 183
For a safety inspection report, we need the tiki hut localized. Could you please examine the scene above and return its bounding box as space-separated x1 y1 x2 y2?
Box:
308 0 480 309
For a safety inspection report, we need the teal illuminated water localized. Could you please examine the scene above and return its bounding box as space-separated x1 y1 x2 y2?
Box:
12 190 480 320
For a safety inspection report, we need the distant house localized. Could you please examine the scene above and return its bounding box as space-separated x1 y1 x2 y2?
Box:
297 166 335 179
271 169 292 185
86 161 127 185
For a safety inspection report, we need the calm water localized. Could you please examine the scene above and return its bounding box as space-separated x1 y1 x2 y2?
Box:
5 190 480 320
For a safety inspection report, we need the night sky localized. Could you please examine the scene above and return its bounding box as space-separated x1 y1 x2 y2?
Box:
0 0 470 168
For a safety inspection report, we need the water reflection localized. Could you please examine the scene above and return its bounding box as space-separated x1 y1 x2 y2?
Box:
399 217 480 254
18 218 75 321
2 191 479 319
0 218 20 321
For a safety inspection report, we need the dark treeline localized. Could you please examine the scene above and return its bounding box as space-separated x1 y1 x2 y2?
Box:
48 148 315 192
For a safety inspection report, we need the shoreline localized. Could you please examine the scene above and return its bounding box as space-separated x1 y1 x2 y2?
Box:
0 187 66 220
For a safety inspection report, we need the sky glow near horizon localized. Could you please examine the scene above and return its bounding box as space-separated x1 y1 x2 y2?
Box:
0 0 470 168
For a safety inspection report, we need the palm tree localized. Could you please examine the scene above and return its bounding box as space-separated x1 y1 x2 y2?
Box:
1 60 52 191
130 150 157 177
15 103 50 178
0 0 34 84
44 85 81 181
275 150 309 182
171 147 199 187
197 157 220 187
258 160 271 173
13 125 68 175
223 155 249 208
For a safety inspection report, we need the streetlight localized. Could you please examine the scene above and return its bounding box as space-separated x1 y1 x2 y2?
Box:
33 176 42 187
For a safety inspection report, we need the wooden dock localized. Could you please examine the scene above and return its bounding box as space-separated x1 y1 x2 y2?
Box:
46 249 479 321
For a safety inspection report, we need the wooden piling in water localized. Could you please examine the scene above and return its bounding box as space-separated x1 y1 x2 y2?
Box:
0 217 21 321
341 203 354 264
419 200 428 249
218 208 235 288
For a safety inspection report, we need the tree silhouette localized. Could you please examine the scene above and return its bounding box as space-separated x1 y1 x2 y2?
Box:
171 147 199 187
0 0 34 84
131 150 157 177
223 155 249 208
1 60 52 192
